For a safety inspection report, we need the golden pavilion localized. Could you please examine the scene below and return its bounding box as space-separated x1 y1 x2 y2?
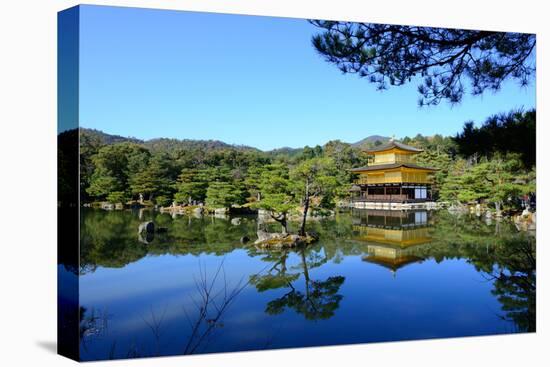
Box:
349 140 437 209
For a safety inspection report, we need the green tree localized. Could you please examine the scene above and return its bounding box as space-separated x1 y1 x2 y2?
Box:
252 164 295 234
440 154 534 212
205 181 245 209
79 129 104 201
291 158 339 236
415 143 454 199
454 109 536 168
244 165 268 202
310 22 535 105
129 152 175 203
87 143 149 200
106 191 128 204
174 168 211 204
439 159 473 203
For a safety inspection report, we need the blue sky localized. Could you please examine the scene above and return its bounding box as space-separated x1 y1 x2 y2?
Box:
78 5 535 151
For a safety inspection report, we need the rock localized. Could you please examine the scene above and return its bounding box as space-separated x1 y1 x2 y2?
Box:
522 208 531 218
138 232 154 245
240 236 250 244
254 230 319 248
307 231 320 241
255 230 281 243
288 235 302 243
101 202 114 210
138 221 155 234
193 207 204 216
115 203 124 210
231 218 242 226
213 208 229 219
475 203 482 216
257 209 271 220
514 211 536 232
448 203 468 214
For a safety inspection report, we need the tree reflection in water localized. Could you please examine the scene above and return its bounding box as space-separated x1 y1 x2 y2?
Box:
482 237 536 332
250 247 346 321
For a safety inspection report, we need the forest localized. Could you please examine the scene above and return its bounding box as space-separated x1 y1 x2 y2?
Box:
59 108 536 220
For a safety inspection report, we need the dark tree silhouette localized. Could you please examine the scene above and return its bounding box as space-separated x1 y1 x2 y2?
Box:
483 238 536 332
453 109 535 167
310 21 535 106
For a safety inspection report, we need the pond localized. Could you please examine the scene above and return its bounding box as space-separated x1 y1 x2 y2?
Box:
71 208 535 361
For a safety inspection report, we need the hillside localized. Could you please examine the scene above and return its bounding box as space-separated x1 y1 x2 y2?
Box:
80 128 396 155
80 128 260 153
80 128 143 145
351 135 391 148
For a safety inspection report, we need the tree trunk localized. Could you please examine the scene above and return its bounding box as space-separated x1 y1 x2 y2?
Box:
300 248 310 297
495 201 503 217
299 179 310 236
281 215 288 235
272 213 288 234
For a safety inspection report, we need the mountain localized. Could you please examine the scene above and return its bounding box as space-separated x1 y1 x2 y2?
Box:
79 128 260 153
80 128 143 145
266 147 304 157
351 135 391 148
80 128 393 156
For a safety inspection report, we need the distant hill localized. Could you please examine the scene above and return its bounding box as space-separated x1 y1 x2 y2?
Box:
79 128 396 156
266 147 304 157
80 128 143 145
351 135 391 148
80 128 260 153
143 137 260 153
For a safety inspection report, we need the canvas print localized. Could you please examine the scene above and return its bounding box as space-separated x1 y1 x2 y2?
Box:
58 5 536 362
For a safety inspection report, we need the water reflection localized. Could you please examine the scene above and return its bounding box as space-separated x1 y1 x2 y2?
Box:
353 210 432 274
483 237 536 332
251 248 345 321
78 208 535 360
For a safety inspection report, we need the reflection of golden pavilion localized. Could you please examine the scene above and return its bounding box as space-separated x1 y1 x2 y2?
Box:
353 210 432 274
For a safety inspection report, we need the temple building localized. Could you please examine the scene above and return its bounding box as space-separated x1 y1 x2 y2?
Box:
349 140 437 210
352 210 432 276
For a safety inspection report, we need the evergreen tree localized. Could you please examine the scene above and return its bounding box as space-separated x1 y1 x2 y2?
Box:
454 109 536 167
174 168 211 204
129 152 175 202
310 22 535 105
291 158 339 236
205 181 245 209
87 143 149 200
252 164 295 233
